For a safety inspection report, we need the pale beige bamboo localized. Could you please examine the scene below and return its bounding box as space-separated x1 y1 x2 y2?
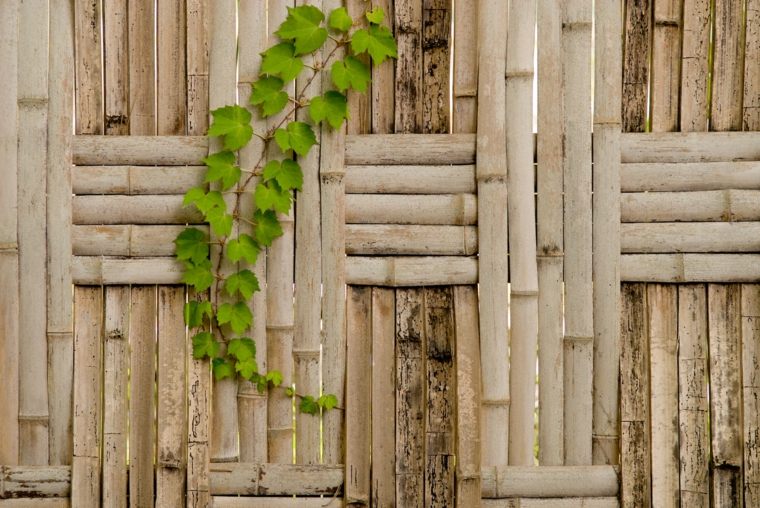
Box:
72 224 204 257
622 253 760 282
186 0 209 135
72 165 206 195
621 222 760 252
74 0 103 134
156 287 187 507
678 285 710 508
0 465 71 498
651 0 682 131
422 0 450 134
621 131 760 162
212 498 344 508
157 0 187 135
72 257 184 285
371 288 395 506
452 0 477 133
346 194 477 225
104 0 128 134
479 465 619 498
372 0 395 133
71 286 102 507
208 463 344 495
128 0 155 135
476 0 510 469
711 0 745 131
346 287 372 506
187 292 211 508
680 0 711 131
47 0 75 467
72 135 208 164
621 189 760 222
102 287 129 508
346 256 478 286
621 161 760 191
345 165 476 194
623 0 651 132
73 195 204 224
346 225 478 256
394 0 422 133
0 499 71 508
482 498 618 508
345 134 476 164
17 0 50 465
743 285 760 505
346 0 371 134
129 286 156 508
744 0 760 129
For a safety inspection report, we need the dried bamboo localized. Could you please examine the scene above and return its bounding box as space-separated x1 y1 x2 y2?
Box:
156 287 187 506
422 0 450 134
394 0 423 133
345 134 476 164
345 194 477 225
102 287 129 508
395 288 425 506
72 257 184 285
476 0 509 469
346 287 372 506
71 286 102 507
452 0 477 133
72 135 208 165
621 131 760 162
345 225 478 255
743 285 760 505
157 0 187 135
0 465 71 498
620 284 651 507
678 285 710 508
651 0 682 131
622 254 760 282
345 165 476 194
745 0 760 129
346 0 371 134
371 288 395 506
17 0 50 465
186 0 209 135
479 465 619 498
708 284 743 506
129 286 156 508
346 256 478 286
128 0 155 135
371 0 394 134
621 190 760 222
482 498 618 508
72 224 203 257
621 161 760 192
104 0 128 135
711 0 745 131
0 500 71 508
622 0 651 132
74 0 103 134
680 0 710 131
212 499 344 508
187 288 211 508
72 165 206 195
621 222 760 252
208 463 344 495
73 195 204 225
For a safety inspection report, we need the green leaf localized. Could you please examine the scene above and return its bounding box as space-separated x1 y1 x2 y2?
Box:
351 24 397 65
254 373 268 393
212 357 235 380
262 159 303 191
228 337 257 362
285 386 295 397
183 187 206 208
266 370 284 387
274 121 317 156
250 76 289 117
217 302 253 334
206 207 234 237
331 56 371 92
184 188 225 215
224 269 260 300
309 91 349 129
299 395 320 415
175 228 209 264
328 6 353 32
365 6 385 24
208 105 253 151
226 234 260 264
236 356 259 379
253 210 284 246
182 259 214 292
318 393 339 411
184 300 213 328
261 42 305 81
203 151 241 191
254 180 292 214
192 331 219 359
276 5 328 55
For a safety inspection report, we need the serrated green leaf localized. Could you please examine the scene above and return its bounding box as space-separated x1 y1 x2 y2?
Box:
365 6 385 24
192 331 219 359
253 210 284 246
274 121 317 156
318 393 339 411
217 302 253 334
255 375 268 393
250 76 289 117
228 337 257 362
262 159 303 191
185 188 225 215
254 180 292 214
183 187 206 207
206 207 234 237
182 259 214 292
203 151 241 191
328 6 353 32
276 5 328 55
208 105 253 151
184 300 213 328
226 234 260 264
299 395 320 415
266 370 284 387
224 269 260 300
331 56 371 92
261 42 305 81
309 91 349 129
235 356 259 379
212 357 235 380
351 24 397 65
175 227 209 264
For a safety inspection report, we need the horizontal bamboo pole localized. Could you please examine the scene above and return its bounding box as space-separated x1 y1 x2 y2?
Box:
345 194 477 224
212 499 344 508
72 225 202 256
0 466 70 498
621 190 760 222
345 165 476 194
622 254 760 282
72 256 183 284
73 195 204 224
621 132 760 163
0 500 71 508
346 256 478 286
72 135 208 165
482 499 618 508
209 463 343 496
621 162 760 192
345 225 477 255
72 165 205 194
480 466 618 498
621 222 760 253
345 134 476 165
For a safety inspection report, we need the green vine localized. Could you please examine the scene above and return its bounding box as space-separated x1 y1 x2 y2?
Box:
176 5 397 415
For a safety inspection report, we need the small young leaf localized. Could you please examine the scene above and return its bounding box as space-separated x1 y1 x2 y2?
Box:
224 269 260 300
217 302 253 334
331 56 371 92
261 42 304 81
203 151 242 191
285 386 295 397
184 188 225 215
318 393 339 411
182 259 215 292
184 300 213 328
351 25 398 65
228 337 257 362
309 91 349 129
192 331 219 359
276 5 328 55
208 105 253 151
212 357 235 380
266 370 284 387
175 227 209 264
365 6 385 24
236 356 259 379
254 180 292 214
250 76 289 117
262 159 303 191
299 395 320 415
274 121 317 155
254 373 268 393
206 207 234 237
328 6 352 32
226 234 261 264
253 210 284 246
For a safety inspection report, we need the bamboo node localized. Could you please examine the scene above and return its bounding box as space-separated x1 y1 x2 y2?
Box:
511 289 538 297
564 335 594 343
17 96 49 108
0 243 18 252
292 348 321 359
505 70 534 79
17 414 50 423
482 398 511 407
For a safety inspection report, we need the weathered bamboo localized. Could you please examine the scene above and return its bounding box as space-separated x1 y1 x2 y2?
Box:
621 222 760 252
345 165 476 194
482 498 618 508
346 0 371 134
394 0 423 133
622 254 760 282
651 0 682 131
345 134 476 164
371 288 395 506
422 0 450 134
102 287 129 508
156 287 187 506
680 0 710 131
129 286 156 507
678 285 710 508
128 0 155 135
621 161 760 191
711 0 745 131
72 135 208 165
346 287 371 506
72 165 206 195
476 0 509 470
73 195 204 224
372 0 394 134
104 0 128 135
74 0 102 134
479 465 619 498
345 225 478 255
72 224 202 256
212 498 344 508
745 0 760 129
452 0 477 133
345 194 477 225
621 131 760 162
743 285 760 505
708 284 744 506
0 500 72 508
620 284 651 507
186 0 209 136
187 291 211 508
209 463 344 495
72 257 184 285
346 256 478 286
0 465 71 499
622 0 651 132
157 0 187 135
621 190 760 222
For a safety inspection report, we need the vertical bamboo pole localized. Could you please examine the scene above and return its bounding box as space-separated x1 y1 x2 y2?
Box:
476 0 509 469
47 0 75 466
75 0 103 134
187 0 209 137
371 0 395 133
71 286 103 508
678 285 710 508
680 0 711 131
623 0 652 132
506 0 538 467
157 0 188 135
620 284 651 508
17 0 50 465
394 0 423 133
452 0 477 134
102 287 129 508
711 0 745 131
371 288 395 506
346 286 372 506
347 0 372 134
104 0 129 135
743 285 760 505
651 0 682 132
592 0 622 467
648 285 679 507
536 0 564 467
422 0 450 133
0 0 19 467
129 0 155 135
562 0 593 466
708 284 744 507
744 0 760 130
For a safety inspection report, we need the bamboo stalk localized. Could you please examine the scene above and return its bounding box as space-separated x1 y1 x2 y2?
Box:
621 222 760 252
346 0 371 134
345 134 476 164
74 0 103 134
621 161 760 191
0 501 71 508
72 165 206 195
621 131 760 161
212 499 345 508
680 0 711 131
743 285 760 505
346 256 478 286
208 463 344 495
72 257 184 285
745 0 760 130
452 0 477 133
346 194 477 225
128 0 155 135
371 288 395 505
482 498 618 508
651 0 682 131
479 465 619 498
711 0 745 131
622 253 760 282
345 165 476 194
157 0 187 135
73 195 204 224
72 135 208 165
372 0 395 134
186 0 209 136
104 0 128 135
345 225 478 256
72 224 204 257
1 465 71 498
621 190 760 222
394 0 423 133
422 0 450 134
622 0 651 132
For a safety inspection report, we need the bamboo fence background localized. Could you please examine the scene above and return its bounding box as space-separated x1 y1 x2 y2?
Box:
0 0 758 507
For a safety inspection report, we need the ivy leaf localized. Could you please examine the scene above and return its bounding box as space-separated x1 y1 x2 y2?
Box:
255 180 292 214
309 91 349 129
184 300 213 328
331 56 371 92
203 151 241 191
253 210 284 246
261 42 304 81
228 337 257 362
208 105 253 151
192 331 219 359
276 5 328 55
318 393 339 411
182 259 214 292
262 159 303 191
299 395 320 415
227 234 260 264
365 6 385 24
328 7 352 32
175 228 209 264
266 370 284 387
274 121 317 155
183 187 206 208
206 206 234 238
184 188 225 215
255 374 268 393
217 302 253 334
351 24 398 65
212 358 235 380
250 76 289 117
236 356 259 380
224 269 260 300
